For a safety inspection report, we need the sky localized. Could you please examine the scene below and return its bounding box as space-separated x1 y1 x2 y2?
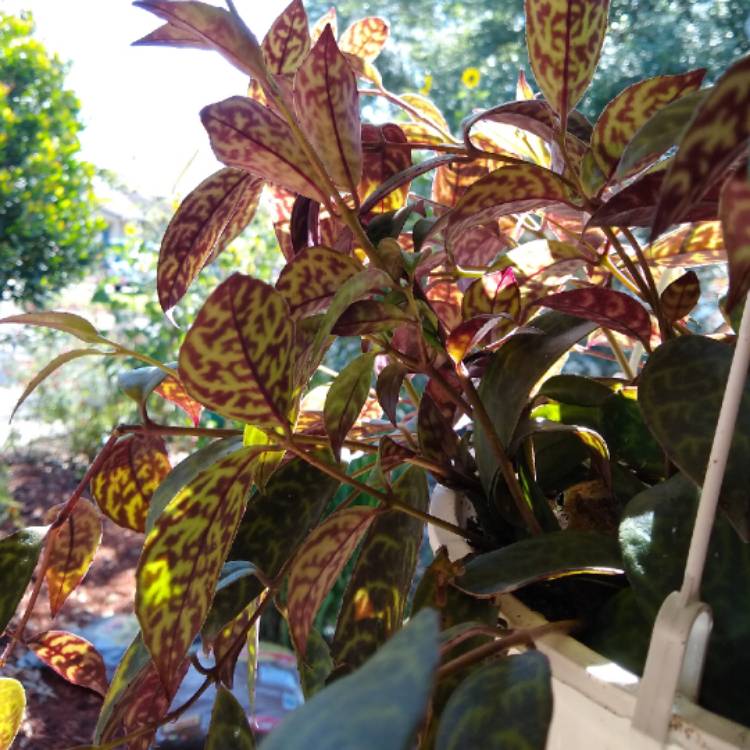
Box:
5 0 287 198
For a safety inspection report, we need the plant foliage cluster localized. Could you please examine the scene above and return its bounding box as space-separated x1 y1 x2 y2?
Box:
0 0 749 748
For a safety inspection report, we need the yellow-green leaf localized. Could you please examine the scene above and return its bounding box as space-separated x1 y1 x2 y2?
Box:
243 424 284 490
0 527 45 634
660 270 701 323
262 0 310 75
338 17 389 62
0 311 103 344
206 686 256 750
0 678 24 750
645 221 724 267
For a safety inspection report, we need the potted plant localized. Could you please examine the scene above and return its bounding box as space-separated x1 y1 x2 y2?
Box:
1 0 749 747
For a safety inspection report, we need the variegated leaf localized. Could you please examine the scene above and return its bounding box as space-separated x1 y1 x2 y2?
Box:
294 26 362 193
376 363 407 426
136 448 256 694
211 598 260 688
206 686 256 750
720 172 750 311
45 499 102 616
651 54 750 240
535 288 652 348
447 315 509 364
0 527 44 634
91 434 171 533
590 70 705 180
201 96 326 201
401 93 450 135
331 300 412 336
462 268 520 321
28 630 108 696
433 158 493 209
525 0 609 128
133 0 264 78
378 436 416 474
358 123 412 213
660 271 701 324
262 0 310 74
324 353 376 458
158 168 263 313
287 505 379 655
179 273 295 428
311 8 337 43
242 424 284 491
276 245 361 318
0 678 24 750
418 392 458 464
646 221 724 267
447 164 581 239
154 376 204 427
338 17 389 62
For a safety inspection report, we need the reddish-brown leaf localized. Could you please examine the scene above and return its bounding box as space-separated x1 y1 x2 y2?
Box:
331 300 412 336
447 315 509 364
91 434 171 533
154 376 204 427
311 7 337 43
646 221 725 267
660 270 701 323
418 391 459 464
720 172 750 311
338 17 389 62
262 0 310 74
376 363 407 426
358 123 413 213
29 631 108 696
461 268 520 321
432 159 492 209
201 96 326 201
378 436 415 473
45 499 102 617
158 168 263 313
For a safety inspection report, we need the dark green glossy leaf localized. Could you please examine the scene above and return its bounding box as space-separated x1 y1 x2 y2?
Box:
206 686 255 750
639 335 750 539
455 530 622 597
376 362 407 426
435 652 552 750
299 628 333 699
262 609 439 750
538 374 615 407
0 527 45 633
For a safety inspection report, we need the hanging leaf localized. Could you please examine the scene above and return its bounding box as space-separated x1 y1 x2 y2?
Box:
0 311 104 344
0 678 24 750
133 0 264 78
534 288 652 348
358 124 413 213
447 164 581 239
262 0 310 74
720 172 750 311
401 92 450 135
331 300 412 336
293 26 362 192
202 563 260 645
91 434 171 533
0 527 45 633
242 424 284 491
418 391 459 465
28 630 108 697
157 169 263 313
375 363 407 427
179 273 295 428
276 245 361 318
651 54 750 240
525 0 610 129
645 220 724 267
206 686 256 750
338 17 389 62
378 436 415 474
262 609 439 750
331 466 427 674
136 448 256 694
659 271 700 323
435 652 552 750
462 268 520 321
639 335 750 539
590 70 705 180
299 628 333 699
154 375 204 427
455 530 622 597
45 498 102 616
201 96 326 201
287 505 379 655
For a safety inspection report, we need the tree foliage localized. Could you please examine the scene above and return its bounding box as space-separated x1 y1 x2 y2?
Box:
0 12 103 304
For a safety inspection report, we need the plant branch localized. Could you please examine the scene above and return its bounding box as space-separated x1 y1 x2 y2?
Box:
602 328 635 380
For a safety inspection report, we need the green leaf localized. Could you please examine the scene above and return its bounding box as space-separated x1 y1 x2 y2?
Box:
324 353 375 458
455 530 622 597
243 424 284 490
538 374 615 407
262 609 440 750
435 652 552 750
117 365 169 408
206 686 255 750
0 311 104 344
0 678 25 750
639 335 750 539
299 628 333 699
0 527 45 633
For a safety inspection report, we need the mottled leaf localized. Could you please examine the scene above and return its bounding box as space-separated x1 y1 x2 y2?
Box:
29 630 108 696
0 678 24 750
446 316 509 364
651 54 750 240
262 0 309 74
294 26 362 192
462 268 520 321
534 288 652 348
136 448 256 693
358 124 413 213
435 652 552 750
660 270 700 323
331 300 412 336
418 391 459 464
158 168 263 313
639 335 750 539
206 686 255 750
179 273 295 428
378 436 415 474
262 609 439 750
331 466 427 673
154 376 204 426
456 530 621 597
401 92 450 135
287 505 379 655
0 527 45 633
202 563 260 645
375 363 407 427
45 498 102 616
299 628 333 699
433 158 493 209
525 0 609 128
91 434 171 533
590 70 705 180
311 8 337 42
0 311 103 344
242 424 284 491
645 220 724 267
201 96 326 201
338 17 389 62
276 245 361 318
720 171 750 311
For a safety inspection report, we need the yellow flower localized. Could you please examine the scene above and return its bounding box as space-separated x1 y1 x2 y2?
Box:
461 67 481 90
419 74 433 96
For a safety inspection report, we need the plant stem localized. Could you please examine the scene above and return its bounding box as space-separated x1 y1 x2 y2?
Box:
602 328 635 380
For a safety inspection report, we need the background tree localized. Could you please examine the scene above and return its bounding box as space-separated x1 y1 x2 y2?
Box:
308 0 750 127
0 11 104 304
